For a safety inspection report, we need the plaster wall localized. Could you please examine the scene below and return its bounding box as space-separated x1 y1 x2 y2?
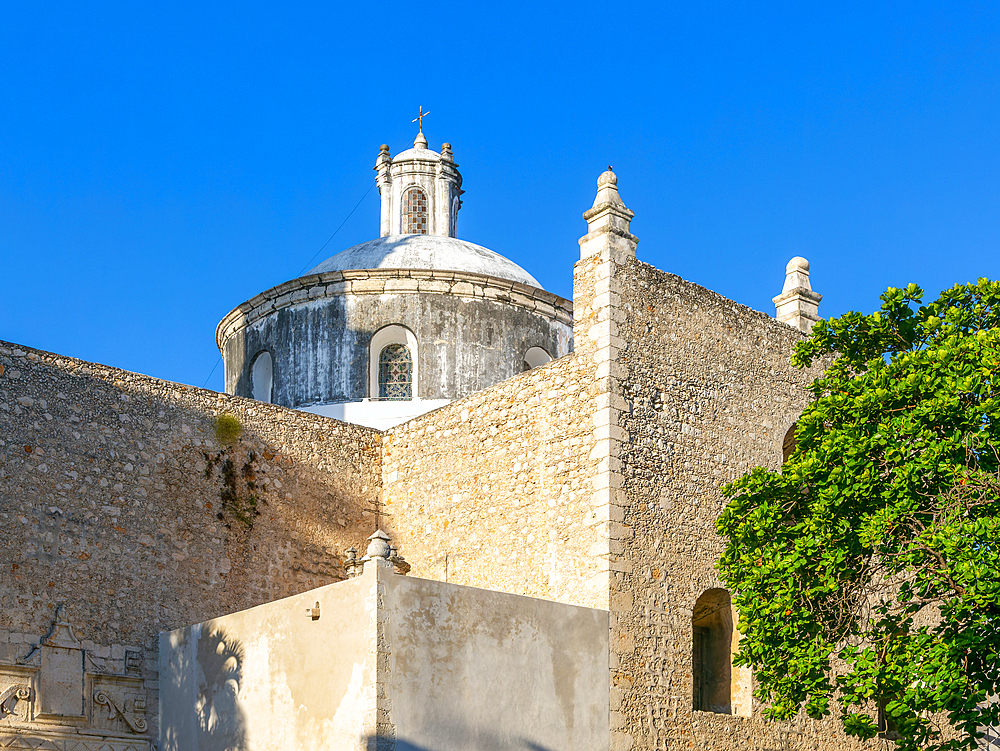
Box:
159 566 609 751
159 576 375 751
381 572 610 751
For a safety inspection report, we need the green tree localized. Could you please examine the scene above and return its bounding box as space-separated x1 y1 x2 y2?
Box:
717 279 1000 751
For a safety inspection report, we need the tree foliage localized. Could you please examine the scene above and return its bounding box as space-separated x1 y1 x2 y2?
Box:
717 279 1000 751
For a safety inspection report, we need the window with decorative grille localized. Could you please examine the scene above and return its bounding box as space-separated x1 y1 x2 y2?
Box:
378 344 412 400
403 187 428 234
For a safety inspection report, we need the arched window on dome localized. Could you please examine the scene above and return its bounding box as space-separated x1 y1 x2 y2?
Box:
403 187 428 235
250 351 273 403
369 325 419 402
522 346 553 372
379 344 412 400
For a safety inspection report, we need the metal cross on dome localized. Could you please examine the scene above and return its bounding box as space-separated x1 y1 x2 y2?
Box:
412 106 431 133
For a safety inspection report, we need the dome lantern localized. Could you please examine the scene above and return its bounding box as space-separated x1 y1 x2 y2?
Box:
375 132 464 238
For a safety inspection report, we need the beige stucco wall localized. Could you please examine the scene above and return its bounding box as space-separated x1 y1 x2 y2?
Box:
160 565 610 751
160 576 375 751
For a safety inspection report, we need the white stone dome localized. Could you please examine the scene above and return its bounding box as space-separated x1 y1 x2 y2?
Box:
308 234 542 289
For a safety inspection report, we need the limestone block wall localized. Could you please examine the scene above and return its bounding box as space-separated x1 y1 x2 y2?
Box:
380 350 608 609
609 261 863 750
0 341 381 745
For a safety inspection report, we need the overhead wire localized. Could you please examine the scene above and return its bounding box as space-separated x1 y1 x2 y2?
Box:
200 135 414 390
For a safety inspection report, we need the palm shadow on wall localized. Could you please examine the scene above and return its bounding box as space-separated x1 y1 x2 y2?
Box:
195 626 247 751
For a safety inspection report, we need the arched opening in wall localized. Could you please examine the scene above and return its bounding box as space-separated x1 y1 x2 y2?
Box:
369 325 419 401
250 351 273 403
403 187 428 234
522 346 553 372
692 588 742 715
782 422 797 462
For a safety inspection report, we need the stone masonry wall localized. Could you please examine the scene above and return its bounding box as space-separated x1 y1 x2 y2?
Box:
0 340 381 745
380 350 609 610
610 261 865 751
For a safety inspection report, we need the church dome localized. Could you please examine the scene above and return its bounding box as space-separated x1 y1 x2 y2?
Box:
308 234 542 289
218 130 571 431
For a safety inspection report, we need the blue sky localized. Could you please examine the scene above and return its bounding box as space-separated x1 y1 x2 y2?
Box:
2 1 998 391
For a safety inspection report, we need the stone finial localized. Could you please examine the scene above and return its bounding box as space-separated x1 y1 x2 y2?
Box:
344 546 361 578
579 167 638 261
413 131 428 150
361 529 392 572
773 256 822 333
389 545 411 576
364 529 390 559
375 146 393 237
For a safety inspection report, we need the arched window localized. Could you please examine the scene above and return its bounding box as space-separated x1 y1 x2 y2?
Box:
403 187 428 234
378 344 413 400
522 346 553 372
782 422 797 462
368 325 419 402
693 589 736 715
251 351 273 403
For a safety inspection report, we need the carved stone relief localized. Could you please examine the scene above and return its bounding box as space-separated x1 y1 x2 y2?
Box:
0 607 151 751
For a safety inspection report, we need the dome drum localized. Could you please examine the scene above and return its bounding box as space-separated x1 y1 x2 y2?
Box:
219 268 572 426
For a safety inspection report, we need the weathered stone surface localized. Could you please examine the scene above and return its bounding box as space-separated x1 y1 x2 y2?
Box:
0 341 381 745
610 258 853 750
218 269 573 410
381 351 606 609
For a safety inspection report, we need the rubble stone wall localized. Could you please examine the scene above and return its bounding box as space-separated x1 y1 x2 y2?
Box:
380 348 609 610
0 341 381 746
609 260 862 750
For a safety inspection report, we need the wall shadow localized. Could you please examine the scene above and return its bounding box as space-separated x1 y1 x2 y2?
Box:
371 733 559 751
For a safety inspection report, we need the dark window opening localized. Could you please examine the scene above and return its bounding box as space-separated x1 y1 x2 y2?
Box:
693 589 734 714
782 422 797 462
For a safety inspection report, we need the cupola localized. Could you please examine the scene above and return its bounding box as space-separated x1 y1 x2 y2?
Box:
374 132 464 238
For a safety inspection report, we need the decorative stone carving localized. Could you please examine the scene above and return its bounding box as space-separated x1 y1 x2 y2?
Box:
0 607 151 750
0 685 30 719
94 687 148 733
389 545 411 575
36 606 85 719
